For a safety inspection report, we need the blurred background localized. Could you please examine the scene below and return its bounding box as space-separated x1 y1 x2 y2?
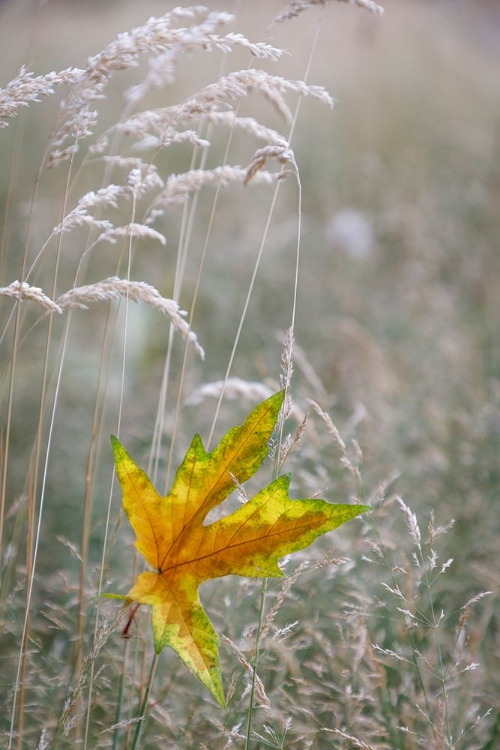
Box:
1 0 499 556
1 0 499 746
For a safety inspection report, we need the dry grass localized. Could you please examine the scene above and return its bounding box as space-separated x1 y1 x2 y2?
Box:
1 0 499 748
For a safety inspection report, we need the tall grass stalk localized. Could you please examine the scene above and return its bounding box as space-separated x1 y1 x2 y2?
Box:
1 1 497 748
241 9 324 741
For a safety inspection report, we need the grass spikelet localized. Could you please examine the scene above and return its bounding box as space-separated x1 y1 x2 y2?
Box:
185 378 274 405
51 185 128 236
244 142 296 185
111 69 332 148
47 8 233 164
325 728 377 749
395 495 422 547
0 66 81 128
150 165 278 209
56 276 204 357
1 1 497 747
0 281 62 314
96 223 166 246
274 0 384 24
221 635 271 710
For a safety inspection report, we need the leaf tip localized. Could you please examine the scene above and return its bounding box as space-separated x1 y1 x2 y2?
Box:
110 433 127 462
273 388 286 409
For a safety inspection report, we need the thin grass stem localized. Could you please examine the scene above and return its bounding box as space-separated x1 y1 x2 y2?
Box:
130 652 159 750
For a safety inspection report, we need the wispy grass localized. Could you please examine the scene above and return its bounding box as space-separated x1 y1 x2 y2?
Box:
1 0 498 748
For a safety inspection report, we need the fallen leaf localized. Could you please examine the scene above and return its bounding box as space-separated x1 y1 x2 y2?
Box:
110 391 369 705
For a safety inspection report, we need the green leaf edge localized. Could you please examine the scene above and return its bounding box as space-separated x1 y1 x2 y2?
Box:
106 393 371 707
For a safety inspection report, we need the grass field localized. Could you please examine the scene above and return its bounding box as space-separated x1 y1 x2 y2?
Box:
1 1 499 747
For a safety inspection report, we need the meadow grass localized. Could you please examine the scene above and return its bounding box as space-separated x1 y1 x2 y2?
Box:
0 0 499 748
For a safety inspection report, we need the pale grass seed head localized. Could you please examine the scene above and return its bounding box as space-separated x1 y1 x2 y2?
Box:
3 2 494 747
126 165 165 199
427 509 456 545
35 728 49 750
259 552 347 644
96 223 166 246
48 9 287 165
51 184 128 236
185 378 274 406
48 8 229 162
149 165 278 213
326 727 378 750
274 0 384 24
308 398 346 452
206 69 334 111
0 281 62 314
56 276 204 358
110 69 332 149
229 472 248 505
221 635 271 710
0 65 82 128
396 495 421 547
201 111 289 146
131 127 211 153
308 398 363 480
244 141 296 186
50 164 165 246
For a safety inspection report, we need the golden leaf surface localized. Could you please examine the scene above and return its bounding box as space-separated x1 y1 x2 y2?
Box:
110 391 369 704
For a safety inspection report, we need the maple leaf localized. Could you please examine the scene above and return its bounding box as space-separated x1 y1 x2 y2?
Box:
110 391 369 705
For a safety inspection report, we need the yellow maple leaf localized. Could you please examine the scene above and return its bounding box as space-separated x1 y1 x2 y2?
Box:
110 391 369 705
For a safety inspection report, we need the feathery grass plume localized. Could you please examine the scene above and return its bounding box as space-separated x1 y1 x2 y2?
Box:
25 169 166 282
0 66 81 128
51 614 123 743
254 718 293 749
126 165 165 199
244 142 296 185
279 327 295 392
123 26 285 107
148 165 278 212
132 128 211 152
185 378 274 405
188 68 334 112
35 728 49 750
47 8 228 164
96 223 166 246
203 112 288 145
56 276 204 358
258 553 347 644
276 331 328 397
221 635 271 709
48 9 286 165
279 411 308 466
427 509 455 545
100 155 158 172
51 184 129 237
0 281 62 314
274 0 384 23
111 69 333 143
308 398 362 480
2 1 496 746
127 118 288 155
365 501 493 747
395 495 421 547
325 729 377 749
309 400 346 452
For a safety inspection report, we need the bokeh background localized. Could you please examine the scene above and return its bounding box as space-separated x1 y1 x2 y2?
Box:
1 0 499 747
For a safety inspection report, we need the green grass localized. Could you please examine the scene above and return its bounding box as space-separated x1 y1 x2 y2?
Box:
0 0 499 747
